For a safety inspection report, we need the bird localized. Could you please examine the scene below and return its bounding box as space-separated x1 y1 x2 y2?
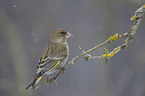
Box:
25 29 73 90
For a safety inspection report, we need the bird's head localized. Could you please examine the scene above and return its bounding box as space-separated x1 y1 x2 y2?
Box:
49 29 73 43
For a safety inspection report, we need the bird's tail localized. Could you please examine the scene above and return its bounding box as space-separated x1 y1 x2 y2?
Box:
25 74 43 90
25 68 46 90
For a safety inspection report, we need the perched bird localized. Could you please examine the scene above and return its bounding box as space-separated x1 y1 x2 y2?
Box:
25 29 72 90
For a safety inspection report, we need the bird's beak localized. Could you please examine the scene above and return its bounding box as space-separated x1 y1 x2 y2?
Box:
66 32 73 38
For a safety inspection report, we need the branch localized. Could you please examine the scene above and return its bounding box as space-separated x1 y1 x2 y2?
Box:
37 4 145 88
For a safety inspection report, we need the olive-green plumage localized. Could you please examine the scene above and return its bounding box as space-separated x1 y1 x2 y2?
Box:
25 29 72 90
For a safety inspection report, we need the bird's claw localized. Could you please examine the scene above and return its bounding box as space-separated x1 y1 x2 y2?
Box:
56 67 65 73
46 76 57 85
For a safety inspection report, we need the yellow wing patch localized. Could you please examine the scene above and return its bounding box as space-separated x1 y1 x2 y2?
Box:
35 68 43 85
49 60 60 71
40 56 46 63
36 76 42 85
37 67 42 71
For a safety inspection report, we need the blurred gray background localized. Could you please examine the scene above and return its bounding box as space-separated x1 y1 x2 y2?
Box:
0 0 145 96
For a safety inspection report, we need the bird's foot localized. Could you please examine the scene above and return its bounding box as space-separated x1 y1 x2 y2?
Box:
46 76 57 85
56 67 65 73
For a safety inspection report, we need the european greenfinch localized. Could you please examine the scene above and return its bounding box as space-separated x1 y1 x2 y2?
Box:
25 29 72 89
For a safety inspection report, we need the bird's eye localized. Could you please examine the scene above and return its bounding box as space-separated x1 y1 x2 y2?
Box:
60 32 66 34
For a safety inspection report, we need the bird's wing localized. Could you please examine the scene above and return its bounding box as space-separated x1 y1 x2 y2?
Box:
25 55 66 90
36 54 67 74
